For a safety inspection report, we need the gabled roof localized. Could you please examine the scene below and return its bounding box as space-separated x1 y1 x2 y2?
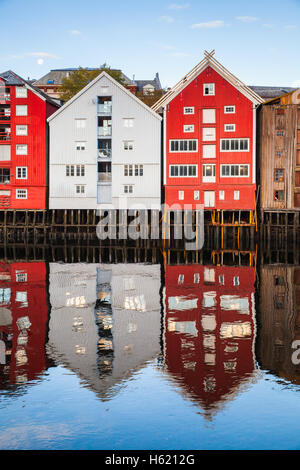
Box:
249 85 296 100
152 50 264 112
134 73 162 92
34 67 133 87
47 70 162 122
0 70 60 108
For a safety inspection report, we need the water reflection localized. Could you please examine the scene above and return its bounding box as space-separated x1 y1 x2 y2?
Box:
163 264 257 419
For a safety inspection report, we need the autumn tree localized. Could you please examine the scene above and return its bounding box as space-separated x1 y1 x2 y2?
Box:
59 64 126 101
135 89 165 107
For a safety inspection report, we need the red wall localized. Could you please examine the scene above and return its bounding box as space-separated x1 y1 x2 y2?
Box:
165 66 255 210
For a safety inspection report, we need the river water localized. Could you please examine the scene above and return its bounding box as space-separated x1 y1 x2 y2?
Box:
0 246 300 450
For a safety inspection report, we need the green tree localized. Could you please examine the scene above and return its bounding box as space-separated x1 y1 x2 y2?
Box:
59 64 126 101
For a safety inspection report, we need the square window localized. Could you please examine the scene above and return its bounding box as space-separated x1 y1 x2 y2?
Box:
274 190 284 201
183 125 194 133
225 124 236 132
16 167 27 179
15 87 27 98
124 141 134 150
203 128 216 141
224 106 235 114
16 125 28 136
76 185 85 195
16 144 27 155
75 141 86 150
16 189 27 199
178 190 184 200
16 105 28 116
202 109 216 123
203 83 215 96
183 107 194 115
123 118 134 127
75 119 86 128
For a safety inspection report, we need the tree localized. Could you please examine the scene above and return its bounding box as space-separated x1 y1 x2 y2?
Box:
135 89 165 108
59 64 126 101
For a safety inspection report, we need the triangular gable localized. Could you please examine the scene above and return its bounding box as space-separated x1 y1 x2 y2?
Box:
48 70 162 122
152 50 264 111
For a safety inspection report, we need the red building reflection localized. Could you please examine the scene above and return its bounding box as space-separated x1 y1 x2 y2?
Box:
0 262 48 386
163 264 257 418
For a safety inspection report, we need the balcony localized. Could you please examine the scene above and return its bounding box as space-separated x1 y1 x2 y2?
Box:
0 91 10 103
98 103 112 114
98 172 112 183
0 132 10 142
98 127 112 137
98 148 112 159
0 109 11 121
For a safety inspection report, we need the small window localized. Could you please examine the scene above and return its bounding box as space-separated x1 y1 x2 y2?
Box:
183 107 194 114
75 141 86 150
16 271 27 282
274 190 284 201
276 151 282 157
183 125 194 133
224 106 235 114
225 124 236 132
16 189 27 199
202 108 216 123
15 87 27 98
203 83 215 96
203 128 216 141
194 273 200 283
194 190 199 200
76 165 85 176
16 167 27 179
274 275 284 286
123 118 134 128
76 185 85 195
203 144 216 159
277 131 284 136
274 169 284 182
16 144 27 155
178 274 184 284
219 190 225 200
124 185 133 194
16 125 28 136
16 105 28 116
234 190 240 200
124 141 134 150
233 276 240 286
178 190 184 200
219 274 225 285
75 119 86 128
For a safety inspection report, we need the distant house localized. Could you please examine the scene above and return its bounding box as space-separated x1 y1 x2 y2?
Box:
249 86 296 101
134 73 162 95
48 71 162 210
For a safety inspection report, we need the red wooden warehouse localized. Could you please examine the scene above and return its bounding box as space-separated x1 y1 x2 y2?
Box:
0 71 59 209
153 51 264 217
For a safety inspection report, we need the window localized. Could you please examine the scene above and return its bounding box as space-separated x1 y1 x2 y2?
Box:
66 165 84 176
76 165 85 176
76 185 85 195
16 167 27 179
194 273 200 283
178 274 184 284
16 271 27 282
123 118 134 127
16 144 27 155
203 144 216 158
124 141 134 150
274 190 284 201
221 138 249 151
124 185 133 194
178 190 184 200
184 107 194 114
234 190 240 200
75 141 86 150
0 168 10 183
194 190 199 200
274 169 284 182
134 164 143 176
221 164 249 177
203 128 216 141
16 189 27 199
219 190 225 200
274 295 284 309
75 119 86 128
276 151 283 157
219 274 225 285
224 106 235 114
202 109 216 123
183 124 194 133
203 83 215 95
170 165 198 177
16 105 27 116
277 131 284 136
169 139 198 152
16 125 28 136
225 124 236 132
15 87 27 98
203 164 216 182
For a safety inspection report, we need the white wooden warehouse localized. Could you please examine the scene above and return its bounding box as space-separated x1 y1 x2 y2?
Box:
48 71 162 210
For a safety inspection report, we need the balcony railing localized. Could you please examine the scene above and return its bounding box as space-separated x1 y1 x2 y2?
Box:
98 103 112 114
98 172 112 183
0 93 10 101
0 132 10 141
0 111 11 120
98 127 112 137
98 149 112 159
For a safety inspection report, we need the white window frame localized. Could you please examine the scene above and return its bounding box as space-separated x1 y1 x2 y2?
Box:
15 87 27 98
194 190 200 200
202 108 216 123
183 124 194 133
75 141 86 150
203 144 216 159
220 138 249 152
75 185 86 195
16 125 28 136
169 139 198 153
220 164 250 178
224 105 236 114
219 190 225 200
224 124 236 132
16 167 27 180
203 128 216 142
16 105 28 116
183 107 194 115
124 185 133 194
16 189 27 199
124 141 134 150
16 144 28 155
169 165 198 178
234 190 240 200
178 190 184 200
202 164 216 183
203 83 215 96
123 118 134 128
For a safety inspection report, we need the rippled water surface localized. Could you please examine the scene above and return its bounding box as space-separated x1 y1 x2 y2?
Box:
0 254 300 450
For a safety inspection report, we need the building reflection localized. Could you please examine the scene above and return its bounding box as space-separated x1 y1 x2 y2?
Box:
47 263 161 399
0 262 48 388
163 263 257 419
256 265 300 383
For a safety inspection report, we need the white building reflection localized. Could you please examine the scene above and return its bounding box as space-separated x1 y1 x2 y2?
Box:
47 263 161 399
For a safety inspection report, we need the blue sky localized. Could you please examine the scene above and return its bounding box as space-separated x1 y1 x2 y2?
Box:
1 0 300 88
